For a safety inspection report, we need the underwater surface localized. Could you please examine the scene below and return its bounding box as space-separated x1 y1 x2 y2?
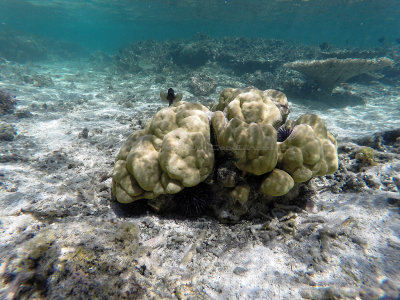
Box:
1 0 400 51
0 0 400 299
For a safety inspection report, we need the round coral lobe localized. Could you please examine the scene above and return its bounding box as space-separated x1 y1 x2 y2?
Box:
277 126 293 142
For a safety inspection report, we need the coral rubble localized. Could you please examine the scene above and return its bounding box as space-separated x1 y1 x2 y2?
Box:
0 90 17 115
114 37 399 103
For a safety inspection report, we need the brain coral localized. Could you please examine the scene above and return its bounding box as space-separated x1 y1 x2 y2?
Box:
112 101 214 203
213 87 288 127
211 87 288 175
277 114 338 183
112 87 339 210
212 112 278 175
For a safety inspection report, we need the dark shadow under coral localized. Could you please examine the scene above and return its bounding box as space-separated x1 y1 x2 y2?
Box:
110 195 152 218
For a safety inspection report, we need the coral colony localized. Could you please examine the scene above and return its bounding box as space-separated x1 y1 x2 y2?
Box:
112 87 338 218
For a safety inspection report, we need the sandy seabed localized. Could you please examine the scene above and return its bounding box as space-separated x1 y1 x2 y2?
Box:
0 59 399 299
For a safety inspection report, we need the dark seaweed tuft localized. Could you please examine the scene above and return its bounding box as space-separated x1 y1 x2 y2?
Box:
277 126 293 142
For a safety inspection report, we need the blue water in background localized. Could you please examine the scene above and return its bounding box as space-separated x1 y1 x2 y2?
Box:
1 0 399 53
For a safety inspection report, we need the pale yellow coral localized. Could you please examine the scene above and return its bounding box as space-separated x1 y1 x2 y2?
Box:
112 160 145 203
212 112 278 175
112 101 214 203
113 88 339 206
159 128 214 187
278 114 338 182
260 169 294 197
264 89 290 123
214 87 286 128
295 114 338 174
126 135 163 193
211 87 289 175
115 130 146 161
213 87 241 111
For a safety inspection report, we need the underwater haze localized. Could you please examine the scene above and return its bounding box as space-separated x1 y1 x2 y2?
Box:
1 0 400 51
1 0 400 299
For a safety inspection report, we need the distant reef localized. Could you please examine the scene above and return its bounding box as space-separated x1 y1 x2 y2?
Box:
113 36 399 100
0 30 87 63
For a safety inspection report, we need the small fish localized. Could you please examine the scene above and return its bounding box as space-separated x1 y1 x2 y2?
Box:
395 38 400 44
160 88 183 106
378 36 386 44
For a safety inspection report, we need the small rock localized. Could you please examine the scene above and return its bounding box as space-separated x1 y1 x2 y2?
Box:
195 245 204 254
392 175 400 192
242 71 276 90
363 174 381 189
0 123 17 141
359 286 385 300
189 73 217 96
78 128 89 139
379 278 399 299
387 197 400 207
0 90 17 115
171 236 186 244
387 237 400 250
233 266 248 275
32 74 54 87
16 109 33 119
217 165 238 187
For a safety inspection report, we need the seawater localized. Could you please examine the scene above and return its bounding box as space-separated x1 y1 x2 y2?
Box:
1 0 400 51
